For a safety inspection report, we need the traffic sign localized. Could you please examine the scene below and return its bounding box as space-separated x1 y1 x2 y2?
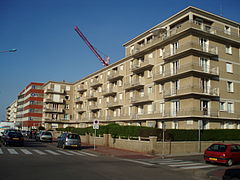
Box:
93 119 99 129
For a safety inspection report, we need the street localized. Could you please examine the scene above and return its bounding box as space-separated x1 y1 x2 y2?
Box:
0 139 238 180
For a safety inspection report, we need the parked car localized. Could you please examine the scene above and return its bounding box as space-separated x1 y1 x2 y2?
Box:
21 130 28 137
2 131 24 146
204 143 240 166
36 131 52 142
1 129 19 140
57 133 81 149
222 168 240 180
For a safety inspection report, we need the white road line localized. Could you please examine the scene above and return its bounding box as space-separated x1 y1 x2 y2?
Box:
158 161 188 165
56 150 73 156
122 159 154 166
32 149 46 155
180 165 216 169
79 151 97 157
20 149 32 155
169 163 203 167
44 150 60 155
0 148 3 154
8 149 18 154
67 151 86 156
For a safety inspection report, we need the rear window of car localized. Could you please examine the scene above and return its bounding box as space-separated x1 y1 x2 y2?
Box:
207 144 227 152
8 132 23 136
68 134 79 139
43 132 52 136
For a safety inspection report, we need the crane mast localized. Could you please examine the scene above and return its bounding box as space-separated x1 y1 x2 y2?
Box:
74 26 110 66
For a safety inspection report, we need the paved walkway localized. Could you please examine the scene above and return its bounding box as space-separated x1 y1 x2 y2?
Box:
83 143 155 159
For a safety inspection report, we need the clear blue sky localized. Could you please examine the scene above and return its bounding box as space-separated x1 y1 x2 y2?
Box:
0 0 239 121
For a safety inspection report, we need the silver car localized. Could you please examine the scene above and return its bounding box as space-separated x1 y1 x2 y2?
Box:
57 133 81 149
36 131 53 142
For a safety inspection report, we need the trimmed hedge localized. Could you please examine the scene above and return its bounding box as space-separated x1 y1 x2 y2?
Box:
56 124 240 141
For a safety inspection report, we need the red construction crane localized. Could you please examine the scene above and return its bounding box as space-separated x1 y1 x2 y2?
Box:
74 26 110 66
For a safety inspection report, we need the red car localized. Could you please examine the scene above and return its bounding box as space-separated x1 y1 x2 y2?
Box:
204 143 240 166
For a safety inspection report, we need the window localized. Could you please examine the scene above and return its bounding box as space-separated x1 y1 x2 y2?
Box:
226 63 233 73
171 60 179 75
118 80 122 86
225 45 232 54
172 120 179 129
65 95 70 100
224 26 231 35
171 42 179 55
99 98 102 104
171 80 180 95
66 86 70 91
187 120 193 125
200 57 209 72
147 70 152 78
227 102 234 113
130 46 134 55
171 100 180 116
147 104 153 114
201 100 209 115
65 104 69 109
227 81 234 92
220 101 226 111
159 65 164 74
137 105 144 114
159 48 164 57
148 87 153 94
159 84 163 93
119 93 123 100
159 102 165 113
120 65 124 70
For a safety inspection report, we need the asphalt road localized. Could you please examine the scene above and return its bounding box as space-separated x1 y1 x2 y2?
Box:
0 139 200 180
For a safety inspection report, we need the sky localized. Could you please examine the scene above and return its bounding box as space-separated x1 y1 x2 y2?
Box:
0 0 240 121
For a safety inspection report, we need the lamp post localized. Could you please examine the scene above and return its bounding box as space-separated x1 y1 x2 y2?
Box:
0 49 17 53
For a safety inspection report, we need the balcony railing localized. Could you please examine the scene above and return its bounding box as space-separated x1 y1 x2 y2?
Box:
86 92 97 100
90 78 103 88
44 88 65 94
130 94 154 104
89 104 100 110
107 71 124 82
44 98 64 103
163 42 218 60
131 58 154 73
129 20 239 56
107 100 123 108
77 85 87 92
163 85 219 98
75 97 83 104
124 79 144 90
163 108 219 117
153 62 219 82
102 88 117 97
76 107 87 113
43 108 63 113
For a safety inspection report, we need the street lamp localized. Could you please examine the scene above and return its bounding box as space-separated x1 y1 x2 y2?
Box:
0 49 17 53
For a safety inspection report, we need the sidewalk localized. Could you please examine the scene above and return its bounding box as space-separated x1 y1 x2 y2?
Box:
83 143 155 159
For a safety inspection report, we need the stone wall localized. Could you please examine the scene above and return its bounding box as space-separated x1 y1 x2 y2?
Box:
81 134 240 155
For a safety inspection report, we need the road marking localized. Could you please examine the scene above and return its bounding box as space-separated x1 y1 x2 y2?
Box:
122 159 154 166
8 149 18 154
67 151 86 156
32 149 46 155
169 163 203 167
79 151 97 157
0 148 3 154
180 165 216 169
20 149 32 155
56 150 73 156
44 150 60 155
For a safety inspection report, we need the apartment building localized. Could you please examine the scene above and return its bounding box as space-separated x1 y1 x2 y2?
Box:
42 81 76 129
16 82 44 130
6 100 17 123
71 6 240 130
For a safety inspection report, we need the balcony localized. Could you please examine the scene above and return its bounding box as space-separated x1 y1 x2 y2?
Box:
44 97 64 104
43 108 64 113
153 62 219 83
89 104 100 111
75 97 83 104
124 79 144 91
86 92 97 101
129 20 239 57
77 85 87 93
76 107 87 113
131 59 154 73
102 88 117 97
163 85 219 99
107 100 123 109
44 88 65 94
163 42 218 61
90 78 103 88
107 71 124 82
130 94 154 105
163 108 219 118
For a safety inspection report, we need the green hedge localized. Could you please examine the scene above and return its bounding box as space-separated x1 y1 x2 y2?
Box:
56 124 240 141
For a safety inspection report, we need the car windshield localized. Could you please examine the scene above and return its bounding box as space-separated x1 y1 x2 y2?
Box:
68 134 79 139
43 132 52 136
8 132 22 136
207 144 227 152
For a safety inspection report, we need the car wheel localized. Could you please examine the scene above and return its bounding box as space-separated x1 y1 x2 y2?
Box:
226 159 233 166
3 141 7 146
205 161 210 164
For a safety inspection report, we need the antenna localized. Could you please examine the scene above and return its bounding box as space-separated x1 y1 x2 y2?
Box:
220 0 223 16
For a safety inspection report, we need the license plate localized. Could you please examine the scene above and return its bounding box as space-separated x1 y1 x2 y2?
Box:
71 145 77 147
13 138 19 140
209 158 217 161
